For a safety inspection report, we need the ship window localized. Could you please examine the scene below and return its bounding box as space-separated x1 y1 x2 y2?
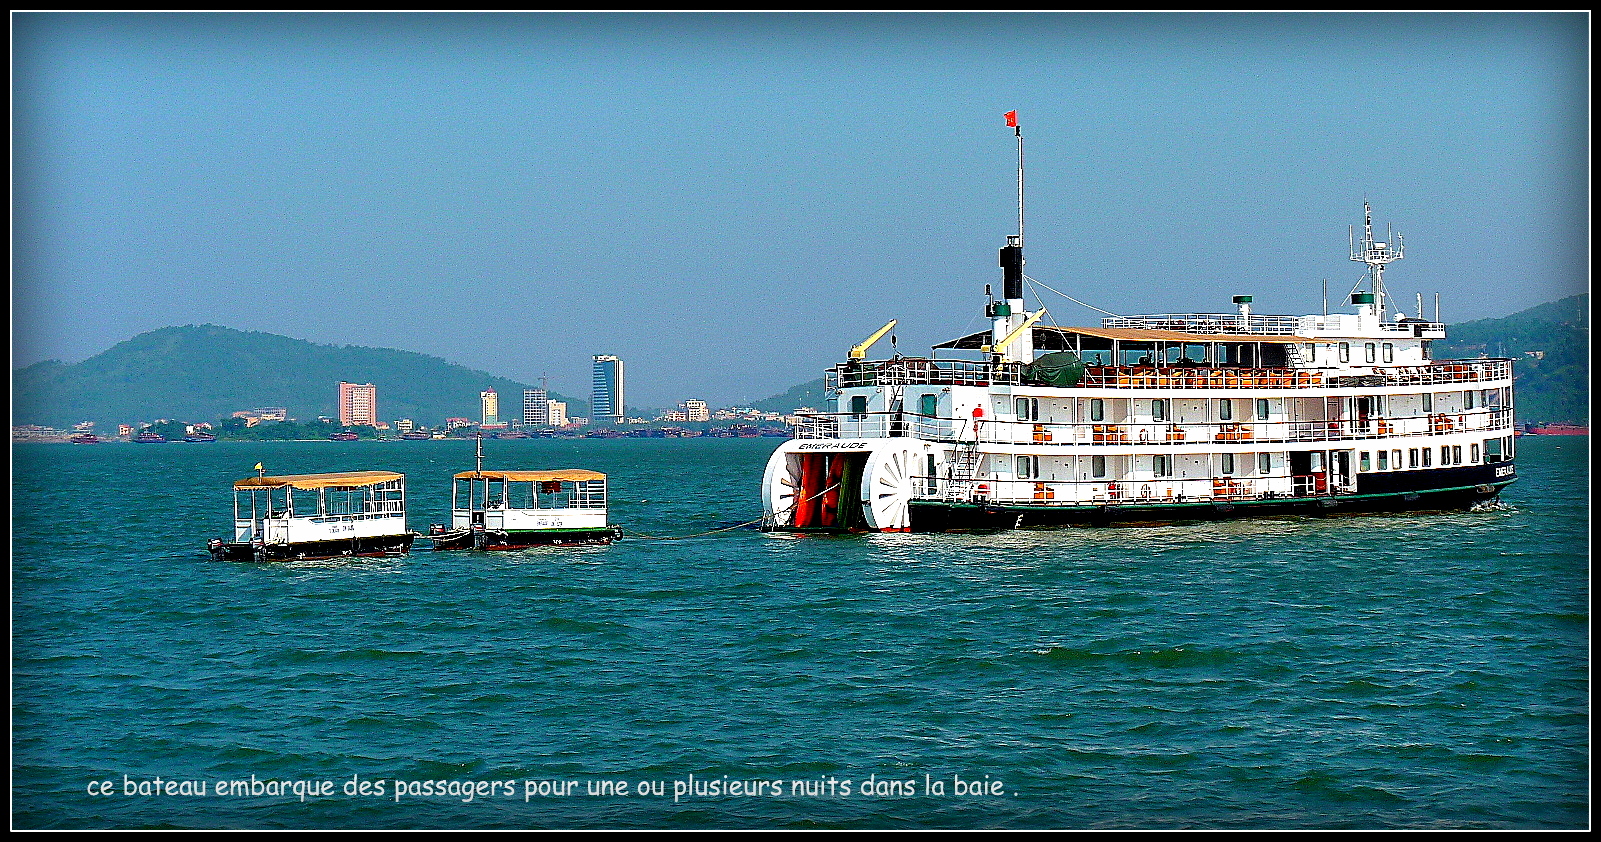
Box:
1485 438 1502 463
1377 450 1388 470
1359 452 1371 472
1255 399 1270 420
1464 390 1476 410
1364 343 1376 363
1423 393 1433 412
1452 445 1462 464
1091 455 1107 478
1153 455 1171 477
1221 453 1235 475
1152 399 1167 421
1258 453 1271 474
1392 450 1401 469
1090 399 1104 422
1422 448 1432 467
1015 397 1040 421
1218 400 1234 421
1339 342 1350 363
1382 343 1394 363
919 393 938 417
849 395 868 418
926 454 937 494
1409 448 1419 468
1016 455 1038 479
1470 443 1480 463
1439 446 1450 466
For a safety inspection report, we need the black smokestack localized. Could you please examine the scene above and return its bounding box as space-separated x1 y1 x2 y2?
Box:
999 236 1023 301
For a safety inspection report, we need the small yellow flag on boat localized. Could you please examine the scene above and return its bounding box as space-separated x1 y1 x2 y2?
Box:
254 463 263 470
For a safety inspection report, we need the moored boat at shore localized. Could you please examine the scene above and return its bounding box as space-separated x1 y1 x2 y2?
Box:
1520 423 1587 436
761 116 1517 533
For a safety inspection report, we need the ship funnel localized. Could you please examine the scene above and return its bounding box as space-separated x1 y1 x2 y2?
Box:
1000 235 1024 302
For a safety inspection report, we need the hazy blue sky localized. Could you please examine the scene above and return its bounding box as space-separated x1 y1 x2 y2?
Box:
13 12 1588 409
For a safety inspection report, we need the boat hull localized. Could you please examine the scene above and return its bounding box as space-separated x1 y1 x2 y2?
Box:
210 533 414 562
905 476 1514 531
430 525 622 550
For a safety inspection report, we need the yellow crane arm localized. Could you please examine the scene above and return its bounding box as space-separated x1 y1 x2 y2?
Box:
983 310 1046 355
849 319 899 360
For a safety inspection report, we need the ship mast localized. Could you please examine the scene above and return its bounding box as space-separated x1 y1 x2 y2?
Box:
1350 201 1404 322
990 110 1033 364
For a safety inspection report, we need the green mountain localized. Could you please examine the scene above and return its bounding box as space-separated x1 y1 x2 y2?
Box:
12 324 587 429
748 377 827 414
1432 293 1589 425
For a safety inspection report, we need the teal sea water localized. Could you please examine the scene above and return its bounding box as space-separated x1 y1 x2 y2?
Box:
11 436 1589 829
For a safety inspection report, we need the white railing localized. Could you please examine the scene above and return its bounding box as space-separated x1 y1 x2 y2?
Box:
915 475 1327 507
1099 313 1305 335
792 409 1514 445
828 359 1023 391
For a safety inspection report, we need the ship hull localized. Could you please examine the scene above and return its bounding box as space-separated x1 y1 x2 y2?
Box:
907 471 1514 531
210 533 415 562
430 526 622 550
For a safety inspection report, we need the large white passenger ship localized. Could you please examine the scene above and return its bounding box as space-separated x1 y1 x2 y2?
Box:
760 123 1516 533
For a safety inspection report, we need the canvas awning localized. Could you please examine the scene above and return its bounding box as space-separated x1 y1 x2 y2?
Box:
235 470 405 490
934 325 1315 350
452 469 607 482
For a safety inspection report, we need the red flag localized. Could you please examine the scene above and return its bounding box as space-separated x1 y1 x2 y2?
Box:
1003 110 1018 128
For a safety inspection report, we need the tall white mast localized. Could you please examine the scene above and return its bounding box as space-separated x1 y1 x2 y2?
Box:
1350 201 1404 321
991 110 1033 363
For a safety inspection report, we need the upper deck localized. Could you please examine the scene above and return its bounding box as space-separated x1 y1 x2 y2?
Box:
828 356 1512 393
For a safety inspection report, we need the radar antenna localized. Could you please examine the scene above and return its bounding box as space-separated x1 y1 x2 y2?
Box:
1349 201 1404 320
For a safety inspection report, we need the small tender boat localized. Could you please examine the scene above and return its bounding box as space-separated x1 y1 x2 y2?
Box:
429 437 620 549
208 469 413 562
134 431 166 443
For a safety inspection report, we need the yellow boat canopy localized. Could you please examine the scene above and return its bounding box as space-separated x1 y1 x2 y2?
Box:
453 469 607 482
235 470 405 490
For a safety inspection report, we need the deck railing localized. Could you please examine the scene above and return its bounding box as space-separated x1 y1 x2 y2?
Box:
918 474 1324 507
826 358 1511 392
792 408 1514 446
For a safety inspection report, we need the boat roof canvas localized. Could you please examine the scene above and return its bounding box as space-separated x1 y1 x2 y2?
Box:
453 469 608 482
235 470 405 490
934 326 1315 350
